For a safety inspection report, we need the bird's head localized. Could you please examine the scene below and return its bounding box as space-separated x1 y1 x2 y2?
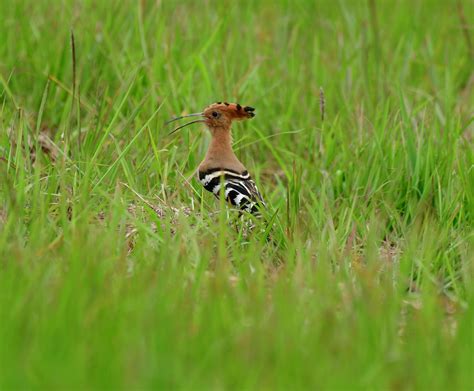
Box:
166 102 255 135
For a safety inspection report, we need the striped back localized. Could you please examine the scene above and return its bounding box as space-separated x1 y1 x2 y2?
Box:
198 168 265 214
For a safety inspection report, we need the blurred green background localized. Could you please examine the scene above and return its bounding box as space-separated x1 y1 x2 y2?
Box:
0 0 473 389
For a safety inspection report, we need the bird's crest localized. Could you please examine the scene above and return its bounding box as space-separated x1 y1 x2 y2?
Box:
204 102 255 119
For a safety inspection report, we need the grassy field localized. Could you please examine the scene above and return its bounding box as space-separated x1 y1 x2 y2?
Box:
0 0 473 389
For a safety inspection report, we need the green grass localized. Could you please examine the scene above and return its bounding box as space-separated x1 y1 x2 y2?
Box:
0 0 473 389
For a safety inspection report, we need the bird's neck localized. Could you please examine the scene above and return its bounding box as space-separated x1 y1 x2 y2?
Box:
200 126 246 173
208 127 233 155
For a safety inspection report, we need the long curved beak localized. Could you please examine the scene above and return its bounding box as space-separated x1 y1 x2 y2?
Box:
168 119 206 136
165 112 204 125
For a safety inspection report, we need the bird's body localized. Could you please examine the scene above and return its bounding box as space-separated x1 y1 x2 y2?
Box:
167 102 265 214
198 168 264 214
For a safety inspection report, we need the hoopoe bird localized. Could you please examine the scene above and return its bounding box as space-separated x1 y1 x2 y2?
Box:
166 102 265 215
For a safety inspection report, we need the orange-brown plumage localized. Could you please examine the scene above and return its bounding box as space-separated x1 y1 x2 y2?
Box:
167 102 264 214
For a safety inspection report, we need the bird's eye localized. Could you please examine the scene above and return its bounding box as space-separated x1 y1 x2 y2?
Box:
212 111 219 118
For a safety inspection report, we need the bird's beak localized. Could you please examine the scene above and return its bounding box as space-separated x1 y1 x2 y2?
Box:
165 112 204 125
165 112 206 135
167 119 206 136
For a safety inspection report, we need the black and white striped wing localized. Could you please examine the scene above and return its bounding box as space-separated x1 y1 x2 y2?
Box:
198 169 265 214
